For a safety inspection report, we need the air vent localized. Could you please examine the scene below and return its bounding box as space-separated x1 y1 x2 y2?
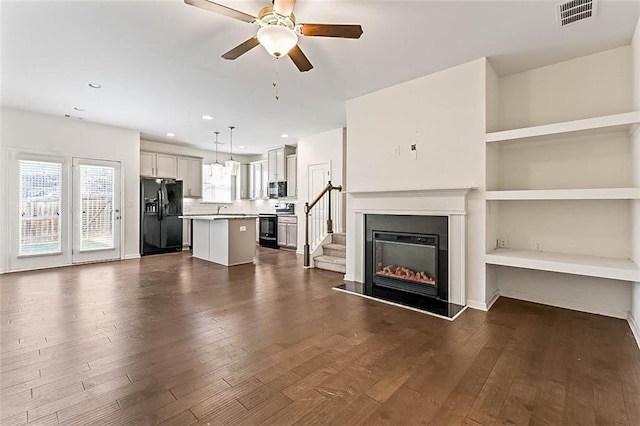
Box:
556 0 597 26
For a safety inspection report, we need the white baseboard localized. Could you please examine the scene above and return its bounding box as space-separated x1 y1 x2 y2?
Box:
122 254 141 260
500 288 629 319
628 312 640 350
343 274 356 282
467 299 489 311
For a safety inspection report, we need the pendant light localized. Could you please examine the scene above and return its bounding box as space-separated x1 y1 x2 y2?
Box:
211 131 225 177
225 125 240 176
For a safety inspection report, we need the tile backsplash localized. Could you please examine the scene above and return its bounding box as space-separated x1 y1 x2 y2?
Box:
183 198 296 215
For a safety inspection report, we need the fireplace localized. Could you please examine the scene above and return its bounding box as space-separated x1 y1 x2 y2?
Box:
365 214 449 302
373 231 439 297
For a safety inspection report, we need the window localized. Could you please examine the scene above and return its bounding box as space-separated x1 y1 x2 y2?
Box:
202 164 232 203
19 160 62 256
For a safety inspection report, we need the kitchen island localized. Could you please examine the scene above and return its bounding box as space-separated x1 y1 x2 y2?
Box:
180 215 258 266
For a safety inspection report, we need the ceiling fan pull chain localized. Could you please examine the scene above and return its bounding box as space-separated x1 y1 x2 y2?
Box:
273 57 280 101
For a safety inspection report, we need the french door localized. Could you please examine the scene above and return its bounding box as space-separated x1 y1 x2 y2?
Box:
11 154 68 271
72 159 121 263
10 154 122 271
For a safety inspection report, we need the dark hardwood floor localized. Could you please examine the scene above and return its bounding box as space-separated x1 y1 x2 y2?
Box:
1 248 639 425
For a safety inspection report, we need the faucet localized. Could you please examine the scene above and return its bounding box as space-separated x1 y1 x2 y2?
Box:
216 205 227 214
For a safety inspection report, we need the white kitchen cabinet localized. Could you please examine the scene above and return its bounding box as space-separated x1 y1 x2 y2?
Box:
176 156 203 198
235 164 249 200
140 152 155 176
261 160 269 199
188 158 203 198
267 150 277 182
267 146 295 183
140 152 183 179
156 153 177 178
286 223 297 248
249 161 265 199
277 223 287 246
286 154 297 198
277 216 297 248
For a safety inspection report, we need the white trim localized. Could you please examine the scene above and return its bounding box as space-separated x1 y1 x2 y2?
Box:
628 312 640 350
486 289 500 310
123 254 141 260
332 286 467 321
500 288 629 320
346 187 476 196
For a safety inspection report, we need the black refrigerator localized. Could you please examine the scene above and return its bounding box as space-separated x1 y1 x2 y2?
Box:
140 178 183 255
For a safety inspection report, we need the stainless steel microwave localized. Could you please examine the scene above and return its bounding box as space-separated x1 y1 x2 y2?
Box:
268 181 287 199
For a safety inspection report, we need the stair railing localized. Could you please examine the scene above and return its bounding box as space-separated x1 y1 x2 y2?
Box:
304 181 343 267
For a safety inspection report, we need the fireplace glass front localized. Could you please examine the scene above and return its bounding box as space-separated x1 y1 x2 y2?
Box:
373 231 438 297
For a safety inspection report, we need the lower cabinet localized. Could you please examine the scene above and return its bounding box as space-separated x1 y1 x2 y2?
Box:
277 216 297 249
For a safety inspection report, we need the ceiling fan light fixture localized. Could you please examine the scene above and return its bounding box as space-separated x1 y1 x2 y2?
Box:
257 25 298 58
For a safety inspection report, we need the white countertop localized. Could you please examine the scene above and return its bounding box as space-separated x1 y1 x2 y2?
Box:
179 215 259 221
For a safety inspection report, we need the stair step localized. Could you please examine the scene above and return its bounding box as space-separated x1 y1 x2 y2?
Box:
314 255 346 273
323 243 346 259
332 233 346 245
314 255 346 265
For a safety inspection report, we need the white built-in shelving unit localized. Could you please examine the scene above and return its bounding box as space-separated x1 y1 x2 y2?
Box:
485 110 640 282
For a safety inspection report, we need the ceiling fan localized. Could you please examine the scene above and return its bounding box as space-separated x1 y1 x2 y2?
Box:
184 0 363 72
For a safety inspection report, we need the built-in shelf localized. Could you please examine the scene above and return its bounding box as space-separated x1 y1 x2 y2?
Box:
485 188 640 201
486 248 640 282
486 111 640 144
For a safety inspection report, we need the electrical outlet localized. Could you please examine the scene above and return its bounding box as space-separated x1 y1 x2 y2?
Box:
392 146 400 156
409 144 417 160
498 238 508 248
532 241 543 251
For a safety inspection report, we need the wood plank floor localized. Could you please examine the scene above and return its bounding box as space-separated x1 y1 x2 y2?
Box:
1 248 640 425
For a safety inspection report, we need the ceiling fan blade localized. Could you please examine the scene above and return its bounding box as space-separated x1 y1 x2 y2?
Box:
184 0 256 23
222 37 260 60
273 0 296 16
299 23 363 39
288 45 313 72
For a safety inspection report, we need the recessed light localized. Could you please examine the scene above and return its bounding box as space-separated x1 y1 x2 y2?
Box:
202 115 213 120
88 83 102 89
73 107 86 112
281 134 288 138
166 133 175 137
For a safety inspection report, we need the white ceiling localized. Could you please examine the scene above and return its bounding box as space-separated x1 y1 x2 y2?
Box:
2 0 639 154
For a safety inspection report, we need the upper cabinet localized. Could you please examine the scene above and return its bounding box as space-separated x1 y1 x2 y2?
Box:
141 152 203 198
177 156 203 198
249 160 268 200
267 146 295 183
286 154 297 198
140 152 177 178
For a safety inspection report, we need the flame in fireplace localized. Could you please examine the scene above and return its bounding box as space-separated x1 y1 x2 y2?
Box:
377 265 436 286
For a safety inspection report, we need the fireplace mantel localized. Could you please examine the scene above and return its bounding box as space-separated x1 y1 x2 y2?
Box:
345 187 474 306
347 187 476 196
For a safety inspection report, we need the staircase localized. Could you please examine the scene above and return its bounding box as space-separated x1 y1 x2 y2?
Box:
314 233 346 273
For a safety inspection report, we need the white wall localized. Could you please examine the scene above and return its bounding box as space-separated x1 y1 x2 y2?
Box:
631 17 640 345
345 58 487 307
498 46 633 130
495 266 632 319
0 108 140 271
295 127 345 251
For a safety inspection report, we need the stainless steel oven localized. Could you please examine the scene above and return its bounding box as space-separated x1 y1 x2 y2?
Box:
268 181 287 199
258 214 278 248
